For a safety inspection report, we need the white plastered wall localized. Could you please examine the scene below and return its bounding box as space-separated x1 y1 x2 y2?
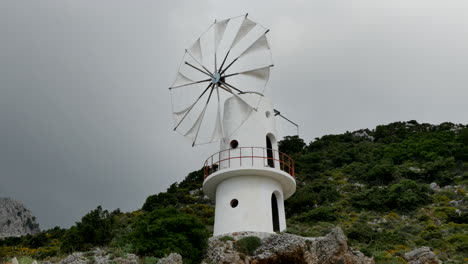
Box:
213 174 286 236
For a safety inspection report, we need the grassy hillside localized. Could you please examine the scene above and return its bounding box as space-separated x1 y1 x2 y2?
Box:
1 121 467 263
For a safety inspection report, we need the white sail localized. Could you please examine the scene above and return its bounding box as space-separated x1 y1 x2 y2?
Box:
188 38 203 64
173 101 196 127
215 19 229 52
239 34 270 58
210 87 225 142
237 65 272 81
184 105 207 141
231 17 256 49
171 72 194 88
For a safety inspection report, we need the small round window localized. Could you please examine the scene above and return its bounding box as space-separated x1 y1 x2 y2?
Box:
230 140 239 149
230 199 238 208
265 111 271 118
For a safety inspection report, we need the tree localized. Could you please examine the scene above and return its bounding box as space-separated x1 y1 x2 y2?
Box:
279 135 305 155
61 206 121 252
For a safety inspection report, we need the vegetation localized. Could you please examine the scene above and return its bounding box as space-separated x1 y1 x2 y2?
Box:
234 236 262 255
1 121 467 263
127 207 209 264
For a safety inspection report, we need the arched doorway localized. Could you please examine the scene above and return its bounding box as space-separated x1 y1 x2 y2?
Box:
266 136 274 168
271 193 280 232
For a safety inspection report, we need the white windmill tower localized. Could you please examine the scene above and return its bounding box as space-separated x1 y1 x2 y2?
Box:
169 14 296 236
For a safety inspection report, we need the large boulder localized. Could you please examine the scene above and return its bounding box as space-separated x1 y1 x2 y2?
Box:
157 253 183 264
203 227 374 264
404 247 440 264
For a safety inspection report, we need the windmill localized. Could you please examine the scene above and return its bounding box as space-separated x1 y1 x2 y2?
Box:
169 14 297 236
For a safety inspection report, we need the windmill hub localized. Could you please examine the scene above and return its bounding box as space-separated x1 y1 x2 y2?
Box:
211 72 222 84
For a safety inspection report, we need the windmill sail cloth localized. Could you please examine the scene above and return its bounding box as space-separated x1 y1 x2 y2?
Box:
231 17 256 49
215 19 229 52
184 104 207 141
237 65 272 81
171 72 194 88
222 93 255 135
188 38 203 64
239 34 270 59
173 100 197 126
210 87 224 142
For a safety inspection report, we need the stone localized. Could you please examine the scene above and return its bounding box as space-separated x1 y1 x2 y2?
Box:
429 183 440 191
57 252 88 264
157 253 183 264
113 254 139 264
404 247 440 264
12 257 19 264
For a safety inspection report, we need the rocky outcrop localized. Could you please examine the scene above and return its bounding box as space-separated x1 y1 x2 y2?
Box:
157 253 183 264
203 227 374 264
42 248 139 264
0 197 40 238
404 247 440 264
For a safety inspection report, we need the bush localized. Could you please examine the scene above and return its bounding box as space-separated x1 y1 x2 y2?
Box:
219 236 234 242
352 180 431 212
235 236 262 255
144 256 160 264
447 234 468 254
128 207 209 264
346 220 378 244
299 207 337 223
386 180 431 211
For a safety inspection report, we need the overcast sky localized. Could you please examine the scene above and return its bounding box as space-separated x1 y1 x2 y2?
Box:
1 0 467 229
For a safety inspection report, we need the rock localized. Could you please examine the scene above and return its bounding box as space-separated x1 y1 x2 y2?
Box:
58 252 88 264
203 227 374 264
113 254 139 264
429 183 440 191
157 253 183 264
409 167 422 173
0 198 40 238
55 249 139 264
12 257 19 264
404 247 440 264
32 261 38 264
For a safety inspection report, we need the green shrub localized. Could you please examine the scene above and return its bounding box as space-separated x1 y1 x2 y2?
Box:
299 206 337 223
447 234 468 254
346 219 379 244
61 206 121 253
128 207 209 264
144 256 159 264
219 236 234 242
386 180 431 211
420 225 442 241
234 236 262 255
16 256 36 264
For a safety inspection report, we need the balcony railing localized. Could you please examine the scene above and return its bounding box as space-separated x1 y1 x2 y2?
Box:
203 147 295 179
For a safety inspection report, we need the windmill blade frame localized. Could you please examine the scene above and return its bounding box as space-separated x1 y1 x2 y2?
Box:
169 14 273 146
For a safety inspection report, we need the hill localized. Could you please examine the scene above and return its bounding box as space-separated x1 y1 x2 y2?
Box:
0 198 40 239
0 121 467 263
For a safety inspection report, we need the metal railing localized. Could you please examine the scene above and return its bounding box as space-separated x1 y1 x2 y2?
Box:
203 147 295 178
